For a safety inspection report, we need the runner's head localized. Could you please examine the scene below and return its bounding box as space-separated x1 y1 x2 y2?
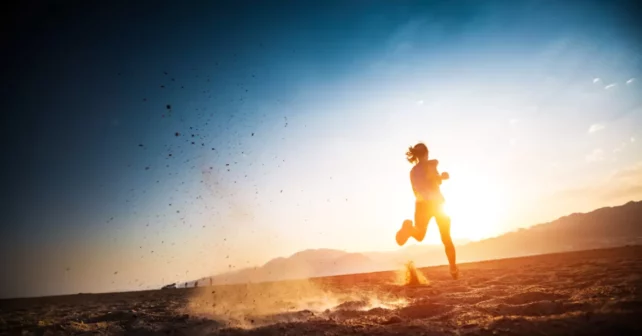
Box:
406 143 429 164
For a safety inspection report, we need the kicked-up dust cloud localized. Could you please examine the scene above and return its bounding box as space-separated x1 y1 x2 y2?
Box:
185 275 408 328
397 261 429 286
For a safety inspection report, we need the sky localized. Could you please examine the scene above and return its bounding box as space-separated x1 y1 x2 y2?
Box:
1 0 641 298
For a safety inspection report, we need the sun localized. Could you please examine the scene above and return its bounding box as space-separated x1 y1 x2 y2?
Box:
440 175 505 242
378 165 507 247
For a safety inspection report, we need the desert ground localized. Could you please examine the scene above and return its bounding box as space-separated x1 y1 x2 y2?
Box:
1 246 641 336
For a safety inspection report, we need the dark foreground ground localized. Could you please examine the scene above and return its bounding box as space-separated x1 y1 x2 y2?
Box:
1 246 641 335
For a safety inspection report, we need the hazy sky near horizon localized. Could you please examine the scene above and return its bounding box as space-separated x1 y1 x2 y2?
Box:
1 0 641 298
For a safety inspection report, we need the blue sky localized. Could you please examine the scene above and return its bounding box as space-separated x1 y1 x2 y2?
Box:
1 0 641 298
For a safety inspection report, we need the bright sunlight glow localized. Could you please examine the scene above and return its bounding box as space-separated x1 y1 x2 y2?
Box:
441 173 506 242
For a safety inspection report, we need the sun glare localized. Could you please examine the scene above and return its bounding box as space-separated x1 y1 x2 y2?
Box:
441 176 505 242
386 168 507 245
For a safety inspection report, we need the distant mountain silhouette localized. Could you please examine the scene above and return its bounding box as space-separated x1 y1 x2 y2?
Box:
455 200 642 263
197 200 642 286
204 249 381 285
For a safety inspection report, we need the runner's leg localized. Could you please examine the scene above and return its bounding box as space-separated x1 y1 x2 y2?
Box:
435 208 457 271
412 201 431 242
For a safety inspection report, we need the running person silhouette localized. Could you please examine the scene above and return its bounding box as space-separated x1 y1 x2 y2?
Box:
396 143 459 279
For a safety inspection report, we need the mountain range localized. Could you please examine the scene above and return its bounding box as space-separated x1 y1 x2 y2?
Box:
195 200 642 286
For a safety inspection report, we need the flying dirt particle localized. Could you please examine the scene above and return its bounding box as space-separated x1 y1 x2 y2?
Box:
175 132 180 136
139 144 144 147
251 133 254 136
145 167 150 170
114 271 118 275
166 104 171 110
164 71 168 75
160 85 165 88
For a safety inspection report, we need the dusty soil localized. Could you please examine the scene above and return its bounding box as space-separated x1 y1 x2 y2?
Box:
1 246 641 335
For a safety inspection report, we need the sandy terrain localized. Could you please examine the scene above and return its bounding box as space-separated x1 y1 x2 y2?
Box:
1 246 641 335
